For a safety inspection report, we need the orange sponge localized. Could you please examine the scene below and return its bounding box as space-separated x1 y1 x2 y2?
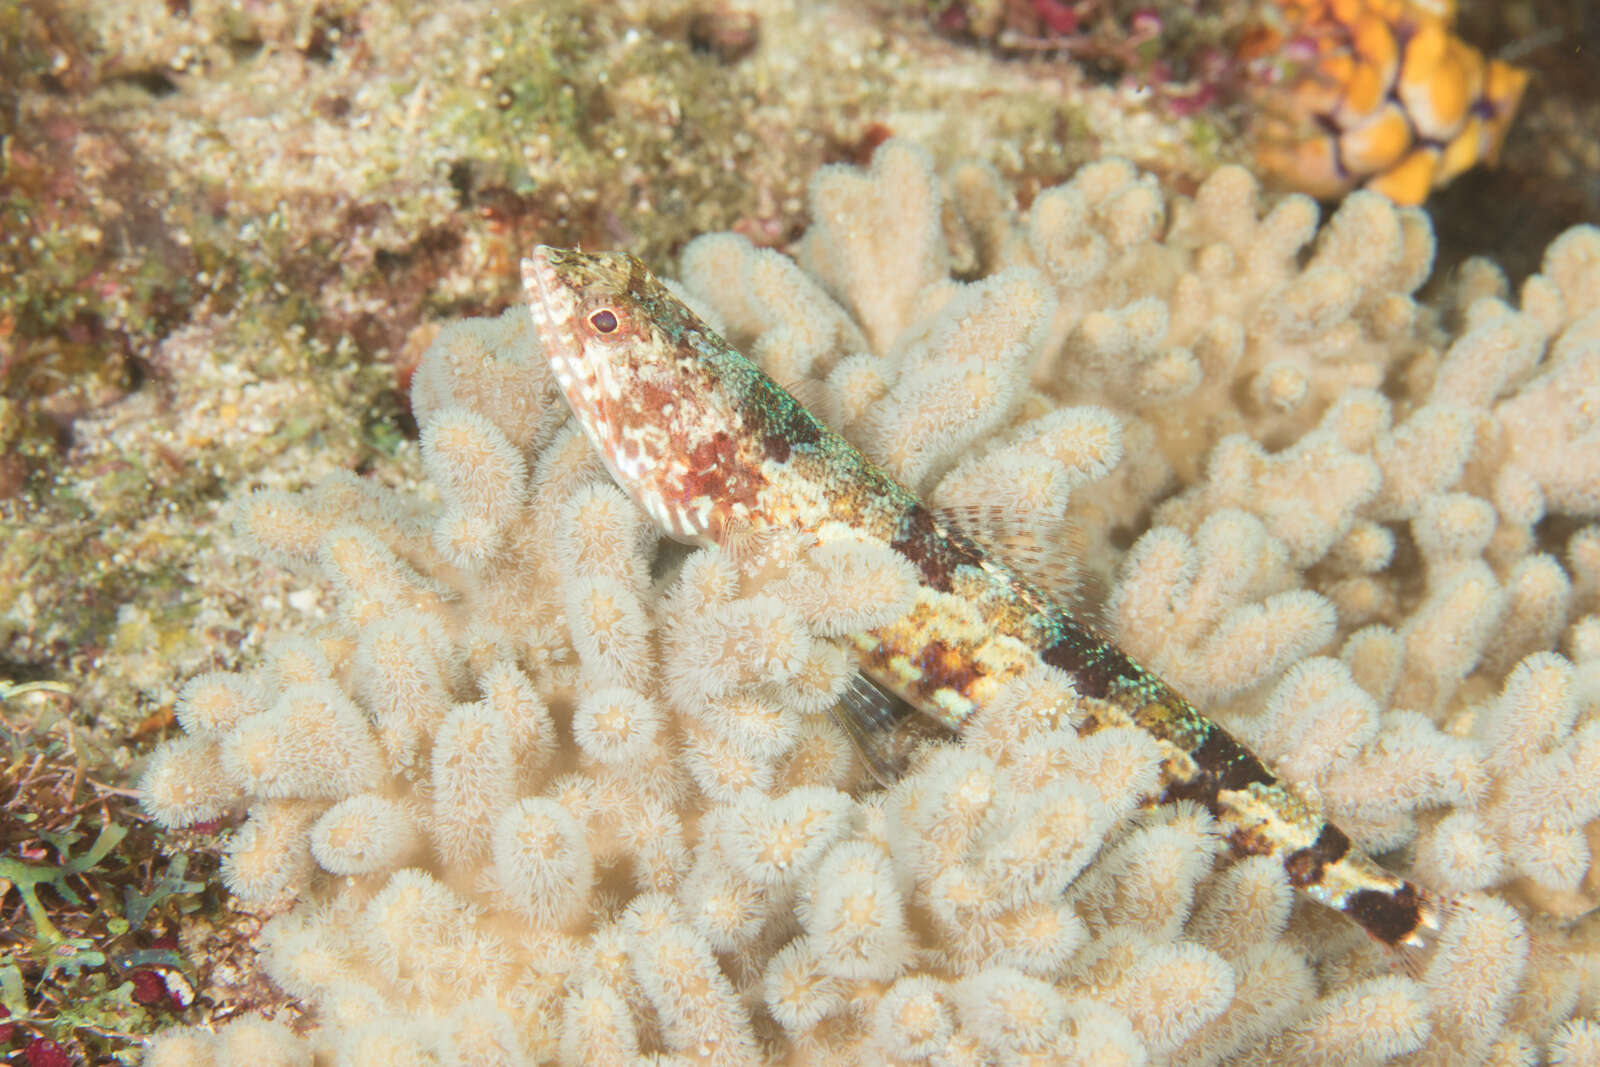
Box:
1252 0 1527 205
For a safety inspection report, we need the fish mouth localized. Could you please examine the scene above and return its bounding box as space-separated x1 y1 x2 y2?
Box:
522 246 575 360
523 246 591 410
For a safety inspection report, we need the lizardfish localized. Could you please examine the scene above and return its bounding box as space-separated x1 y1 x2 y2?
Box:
522 244 1445 953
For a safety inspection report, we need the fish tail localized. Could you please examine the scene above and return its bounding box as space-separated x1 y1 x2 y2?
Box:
1097 681 1455 958
1313 846 1451 959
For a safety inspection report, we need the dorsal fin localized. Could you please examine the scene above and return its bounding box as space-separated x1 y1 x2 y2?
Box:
932 504 1107 625
781 377 843 430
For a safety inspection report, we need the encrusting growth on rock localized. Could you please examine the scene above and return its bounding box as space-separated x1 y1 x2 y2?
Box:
142 141 1598 1064
1248 0 1528 205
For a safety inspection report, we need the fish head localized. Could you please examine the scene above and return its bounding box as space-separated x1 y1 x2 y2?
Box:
523 245 783 544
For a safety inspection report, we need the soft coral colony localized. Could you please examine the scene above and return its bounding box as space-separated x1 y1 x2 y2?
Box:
140 140 1599 1064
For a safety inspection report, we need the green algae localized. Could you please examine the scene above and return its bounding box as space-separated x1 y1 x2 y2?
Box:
0 696 215 1063
424 0 790 264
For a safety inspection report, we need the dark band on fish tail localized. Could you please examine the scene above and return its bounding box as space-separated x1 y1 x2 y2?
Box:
1284 822 1352 889
1161 722 1278 808
1345 882 1432 948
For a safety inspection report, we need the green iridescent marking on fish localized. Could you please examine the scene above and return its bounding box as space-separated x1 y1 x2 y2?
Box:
523 245 1446 953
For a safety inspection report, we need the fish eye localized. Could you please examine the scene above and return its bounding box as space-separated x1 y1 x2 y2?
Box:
588 308 620 334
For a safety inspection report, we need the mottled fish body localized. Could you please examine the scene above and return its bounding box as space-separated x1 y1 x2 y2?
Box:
523 245 1443 952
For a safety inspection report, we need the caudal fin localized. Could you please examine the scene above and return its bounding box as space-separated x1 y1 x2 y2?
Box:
1375 883 1459 980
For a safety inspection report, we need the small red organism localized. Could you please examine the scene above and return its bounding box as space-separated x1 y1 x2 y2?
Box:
129 968 168 1006
26 1038 71 1067
1032 0 1078 35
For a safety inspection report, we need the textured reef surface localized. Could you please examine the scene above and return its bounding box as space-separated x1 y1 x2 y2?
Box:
0 0 1594 1062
